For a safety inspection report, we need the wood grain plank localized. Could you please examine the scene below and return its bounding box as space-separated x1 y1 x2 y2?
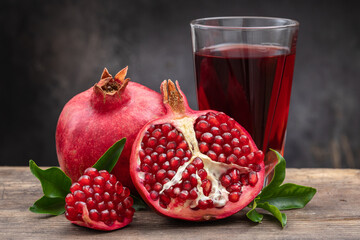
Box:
0 167 359 239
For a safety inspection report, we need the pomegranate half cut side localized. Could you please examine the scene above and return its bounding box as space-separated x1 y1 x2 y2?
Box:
130 80 264 221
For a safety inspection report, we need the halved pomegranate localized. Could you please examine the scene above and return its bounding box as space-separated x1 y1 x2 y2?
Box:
130 80 264 221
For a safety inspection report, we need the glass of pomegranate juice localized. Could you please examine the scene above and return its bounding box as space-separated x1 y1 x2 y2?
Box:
191 17 299 177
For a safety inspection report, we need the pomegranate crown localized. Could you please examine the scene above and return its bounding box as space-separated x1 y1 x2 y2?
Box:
160 79 187 116
94 66 130 98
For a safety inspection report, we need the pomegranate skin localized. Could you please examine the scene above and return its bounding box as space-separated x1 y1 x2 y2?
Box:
130 80 265 221
56 67 166 193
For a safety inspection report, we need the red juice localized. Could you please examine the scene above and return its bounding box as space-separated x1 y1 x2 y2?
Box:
194 44 296 154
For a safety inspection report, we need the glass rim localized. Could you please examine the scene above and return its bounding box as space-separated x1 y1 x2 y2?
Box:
190 16 299 30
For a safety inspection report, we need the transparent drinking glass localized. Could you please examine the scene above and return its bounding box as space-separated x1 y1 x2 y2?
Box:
191 17 299 177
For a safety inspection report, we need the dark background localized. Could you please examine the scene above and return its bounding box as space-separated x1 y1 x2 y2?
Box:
1 0 359 168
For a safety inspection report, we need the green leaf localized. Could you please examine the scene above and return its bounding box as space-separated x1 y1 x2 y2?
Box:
92 138 126 172
246 208 263 223
257 183 317 210
29 160 71 198
258 149 286 199
257 202 287 228
29 196 65 215
131 195 148 211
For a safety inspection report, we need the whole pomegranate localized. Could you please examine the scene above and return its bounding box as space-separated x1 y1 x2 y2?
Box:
130 80 264 221
65 168 134 230
56 67 166 192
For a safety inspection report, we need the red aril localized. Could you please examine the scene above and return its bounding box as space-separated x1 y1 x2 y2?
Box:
130 80 265 221
65 168 134 230
56 67 166 192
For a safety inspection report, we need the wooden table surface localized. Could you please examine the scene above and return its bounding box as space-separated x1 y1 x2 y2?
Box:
0 167 359 240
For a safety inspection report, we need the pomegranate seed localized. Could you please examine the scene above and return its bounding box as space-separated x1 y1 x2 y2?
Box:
158 153 167 164
143 155 153 165
110 209 117 220
214 136 224 145
103 192 111 201
147 137 157 148
162 161 170 170
229 169 240 182
227 154 238 164
115 182 123 194
158 137 167 146
145 184 151 192
155 145 166 154
160 194 171 205
238 156 247 166
207 150 217 161
201 179 212 196
230 129 240 138
197 169 207 179
193 157 204 169
125 208 135 219
176 148 185 158
220 175 231 187
254 150 264 163
231 138 240 147
206 200 214 208
152 163 160 172
84 168 99 178
65 193 75 205
74 190 86 201
239 135 249 145
78 175 91 186
167 149 175 159
200 133 214 143
233 147 242 157
210 126 221 135
65 206 77 220
227 182 242 192
143 132 150 143
247 152 255 163
150 152 159 161
177 140 188 149
91 193 101 203
195 120 210 132
97 201 106 211
173 187 181 196
185 150 192 158
153 182 163 192
229 192 240 202
240 174 248 185
218 153 226 163
141 163 151 172
107 201 115 210
156 169 167 181
182 169 190 179
148 125 156 133
176 133 184 143
208 116 220 127
167 141 177 149
223 144 232 155
198 200 208 209
189 174 197 186
161 123 172 135
186 164 196 174
211 143 222 155
216 112 228 122
167 170 176 179
89 209 100 221
144 147 153 155
150 191 159 200
162 178 170 185
183 180 192 191
249 164 261 172
220 123 230 133
117 202 125 212
199 142 209 153
167 130 178 141
227 118 235 128
109 174 116 185
195 131 202 139
83 185 94 197
101 210 110 221
179 190 189 200
199 115 207 120
139 149 146 160
152 129 162 138
123 197 134 208
222 132 232 143
189 188 198 199
93 185 104 194
249 172 258 186
170 157 180 169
